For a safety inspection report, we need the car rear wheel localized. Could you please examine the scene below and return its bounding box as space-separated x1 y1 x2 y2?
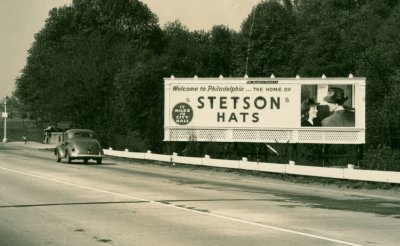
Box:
96 158 102 164
83 159 88 164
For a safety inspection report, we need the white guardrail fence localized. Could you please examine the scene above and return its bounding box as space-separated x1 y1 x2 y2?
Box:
104 148 400 184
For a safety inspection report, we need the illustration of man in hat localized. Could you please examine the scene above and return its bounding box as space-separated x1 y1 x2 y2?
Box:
321 87 355 127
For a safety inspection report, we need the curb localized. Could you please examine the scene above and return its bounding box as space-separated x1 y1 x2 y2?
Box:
2 141 56 150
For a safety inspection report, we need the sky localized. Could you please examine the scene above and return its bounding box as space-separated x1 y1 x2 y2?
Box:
0 0 260 98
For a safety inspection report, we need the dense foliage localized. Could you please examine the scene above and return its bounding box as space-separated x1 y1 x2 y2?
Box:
14 0 400 169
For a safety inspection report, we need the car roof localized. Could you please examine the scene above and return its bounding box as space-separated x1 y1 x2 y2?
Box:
66 129 95 134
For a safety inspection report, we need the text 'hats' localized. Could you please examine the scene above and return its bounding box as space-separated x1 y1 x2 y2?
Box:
323 87 348 104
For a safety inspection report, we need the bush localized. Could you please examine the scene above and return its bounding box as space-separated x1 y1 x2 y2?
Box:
363 146 400 171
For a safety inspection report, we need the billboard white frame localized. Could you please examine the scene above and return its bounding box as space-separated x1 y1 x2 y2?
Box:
164 76 366 144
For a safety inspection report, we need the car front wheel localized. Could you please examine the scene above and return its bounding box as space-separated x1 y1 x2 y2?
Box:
96 158 102 164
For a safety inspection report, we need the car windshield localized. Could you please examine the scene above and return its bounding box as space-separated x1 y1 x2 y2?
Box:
73 132 92 138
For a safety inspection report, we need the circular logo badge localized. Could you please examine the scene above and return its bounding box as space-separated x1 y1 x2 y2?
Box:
172 103 193 125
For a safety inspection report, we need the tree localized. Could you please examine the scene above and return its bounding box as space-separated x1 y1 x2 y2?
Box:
359 2 400 146
159 21 202 77
204 25 235 77
15 0 164 148
235 0 297 77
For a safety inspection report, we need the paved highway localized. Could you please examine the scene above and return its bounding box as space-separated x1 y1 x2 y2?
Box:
0 143 399 245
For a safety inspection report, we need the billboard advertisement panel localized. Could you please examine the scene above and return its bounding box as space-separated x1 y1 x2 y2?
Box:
164 77 366 144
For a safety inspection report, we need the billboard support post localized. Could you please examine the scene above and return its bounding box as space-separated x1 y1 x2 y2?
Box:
357 144 364 168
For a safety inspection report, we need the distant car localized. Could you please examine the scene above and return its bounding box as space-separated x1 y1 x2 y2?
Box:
54 129 104 164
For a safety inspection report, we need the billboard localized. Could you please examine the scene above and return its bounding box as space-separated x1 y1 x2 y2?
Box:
164 77 366 144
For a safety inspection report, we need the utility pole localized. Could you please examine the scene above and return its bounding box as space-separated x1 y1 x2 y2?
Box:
2 95 8 143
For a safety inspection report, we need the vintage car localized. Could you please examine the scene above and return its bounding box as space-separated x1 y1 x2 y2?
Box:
55 129 104 164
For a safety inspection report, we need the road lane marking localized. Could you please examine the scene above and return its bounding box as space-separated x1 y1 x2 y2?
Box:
0 166 364 246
